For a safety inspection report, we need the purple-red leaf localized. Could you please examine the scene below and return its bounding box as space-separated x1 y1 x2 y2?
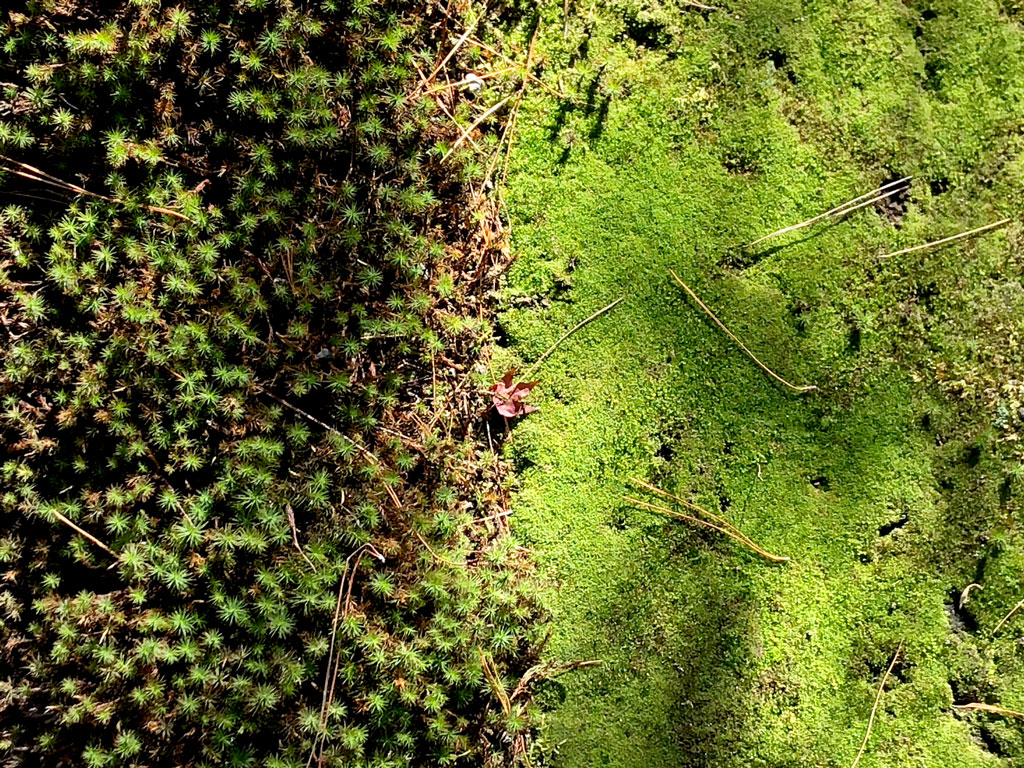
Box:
491 369 539 418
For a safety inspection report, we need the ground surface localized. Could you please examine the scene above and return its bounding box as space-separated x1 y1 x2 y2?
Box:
495 1 1024 765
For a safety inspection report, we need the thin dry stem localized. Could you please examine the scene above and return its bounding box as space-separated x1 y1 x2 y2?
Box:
418 66 518 97
628 476 762 550
668 270 816 393
850 641 903 768
285 503 315 569
878 218 1012 259
744 176 911 249
480 649 512 715
993 596 1024 636
954 702 1024 720
623 495 789 563
48 509 115 557
420 14 482 91
521 296 625 378
465 36 570 100
1 155 193 222
259 388 380 463
499 21 540 185
442 95 511 160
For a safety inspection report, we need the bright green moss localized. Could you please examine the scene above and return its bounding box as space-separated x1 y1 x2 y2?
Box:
500 1 1024 765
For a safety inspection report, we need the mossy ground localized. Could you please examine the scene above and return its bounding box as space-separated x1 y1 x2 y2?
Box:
494 1 1024 765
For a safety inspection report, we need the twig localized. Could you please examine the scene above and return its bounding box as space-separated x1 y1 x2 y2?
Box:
629 477 771 554
418 66 518 97
285 503 315 569
954 702 1024 720
420 13 482 91
993 596 1024 636
623 495 788 563
465 37 571 100
47 508 115 557
878 218 1011 259
668 270 816 393
744 177 911 249
500 20 540 185
683 0 721 10
510 659 602 700
480 649 512 715
0 155 193 222
308 544 384 768
521 296 624 378
258 388 379 463
442 95 511 160
415 531 464 566
850 641 903 768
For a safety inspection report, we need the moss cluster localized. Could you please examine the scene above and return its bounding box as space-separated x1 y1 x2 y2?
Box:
497 0 1024 766
0 2 539 765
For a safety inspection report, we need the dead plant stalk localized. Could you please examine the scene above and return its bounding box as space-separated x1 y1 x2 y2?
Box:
668 270 816 393
850 641 903 768
878 218 1011 259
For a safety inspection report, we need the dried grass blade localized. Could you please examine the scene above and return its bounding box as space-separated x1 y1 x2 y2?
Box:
954 702 1024 720
669 270 816 393
850 641 903 768
623 495 789 563
878 218 1011 259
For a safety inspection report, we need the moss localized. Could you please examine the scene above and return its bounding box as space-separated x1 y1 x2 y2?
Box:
499 0 1024 765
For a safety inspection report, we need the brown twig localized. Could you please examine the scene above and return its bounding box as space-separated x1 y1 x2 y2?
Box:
629 477 772 554
418 66 518 97
521 296 625 378
954 702 1024 720
850 641 903 768
0 155 193 222
510 659 602 701
415 532 464 566
993 596 1024 636
308 544 384 768
47 508 115 557
258 388 380 464
669 270 816 393
878 218 1011 260
623 494 788 563
420 12 483 92
465 37 570 100
285 503 315 568
499 20 540 185
743 177 911 249
480 649 512 715
442 95 512 160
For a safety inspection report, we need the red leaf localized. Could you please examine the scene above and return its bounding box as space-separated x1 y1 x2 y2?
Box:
491 369 539 418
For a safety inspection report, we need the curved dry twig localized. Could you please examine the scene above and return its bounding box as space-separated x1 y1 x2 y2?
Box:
669 270 816 393
954 702 1024 720
851 641 903 768
878 218 1011 260
744 176 911 249
624 479 789 564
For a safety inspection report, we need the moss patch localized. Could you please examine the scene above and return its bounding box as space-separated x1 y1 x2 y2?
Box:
497 0 1024 765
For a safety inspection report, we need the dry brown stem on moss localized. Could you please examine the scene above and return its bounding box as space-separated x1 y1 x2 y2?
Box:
511 659 602 701
624 479 789 564
850 641 903 768
743 176 911 249
442 95 511 160
992 596 1024 636
309 543 385 768
954 702 1024 720
0 155 193 222
668 270 816 393
521 296 625 378
48 508 115 557
878 218 1011 260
